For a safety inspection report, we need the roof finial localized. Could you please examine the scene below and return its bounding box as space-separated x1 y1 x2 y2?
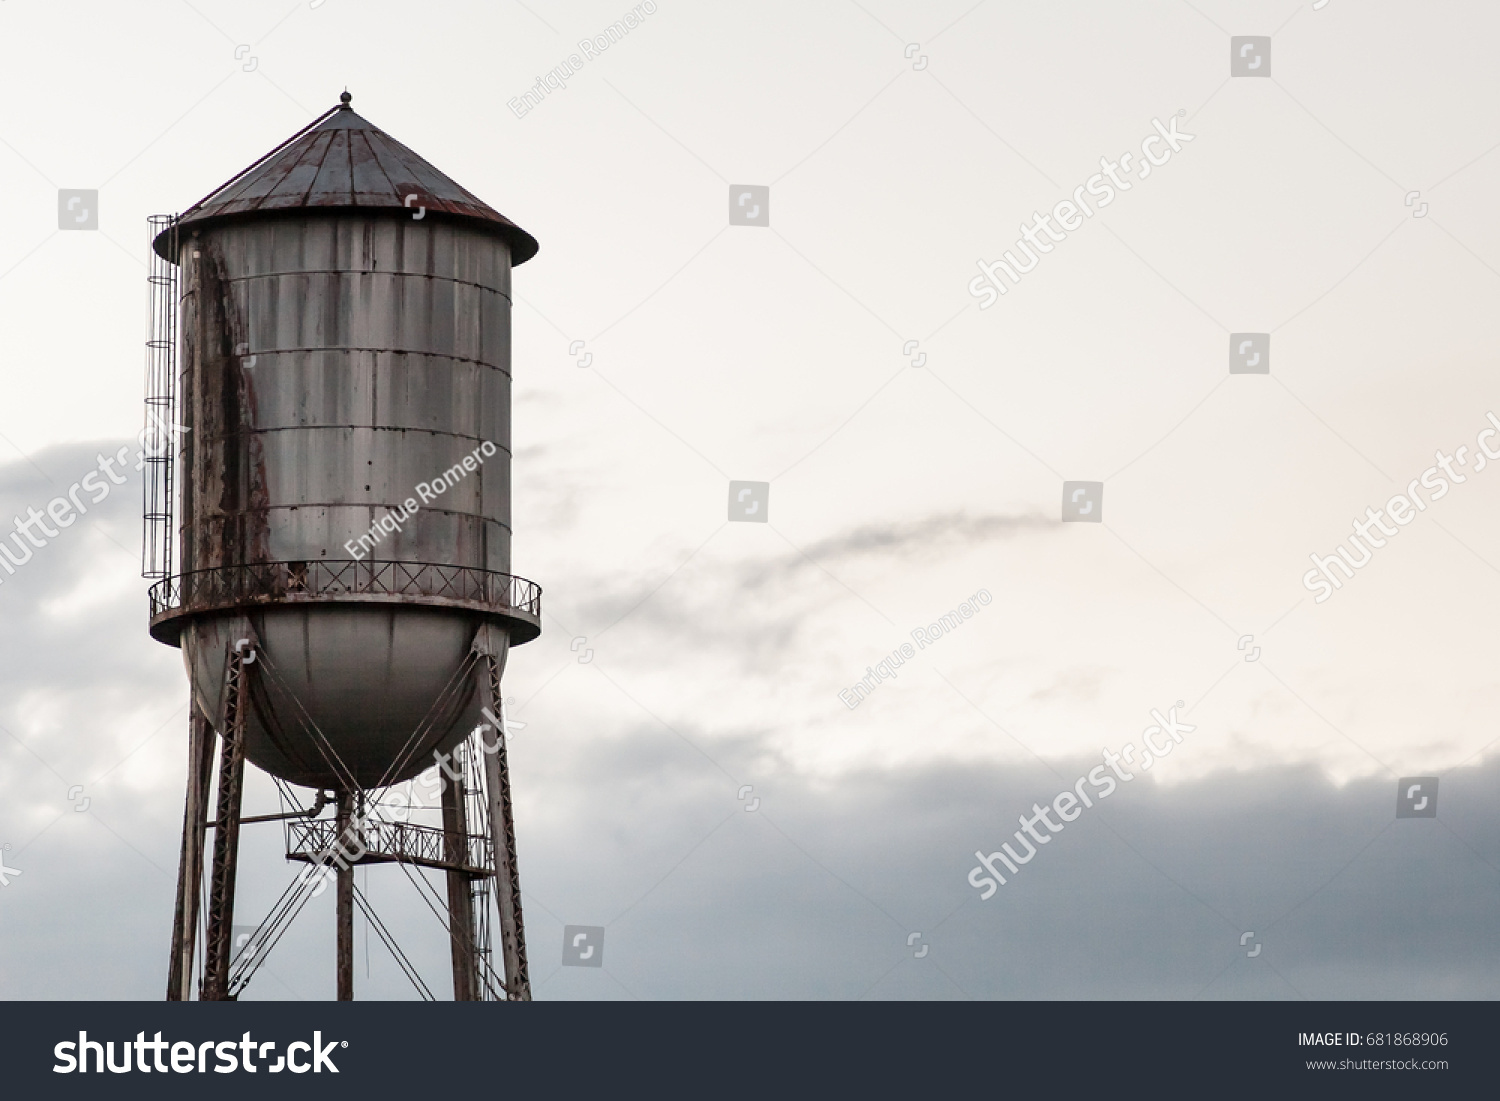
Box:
339 90 352 108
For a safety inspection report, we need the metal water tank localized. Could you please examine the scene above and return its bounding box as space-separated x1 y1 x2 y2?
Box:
148 94 541 790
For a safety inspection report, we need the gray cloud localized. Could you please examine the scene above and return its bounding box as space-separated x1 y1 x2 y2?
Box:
772 511 1055 574
12 711 1497 1000
556 511 1047 673
3 509 1494 1006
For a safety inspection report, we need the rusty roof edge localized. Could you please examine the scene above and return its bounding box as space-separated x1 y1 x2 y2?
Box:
153 99 540 265
153 205 539 264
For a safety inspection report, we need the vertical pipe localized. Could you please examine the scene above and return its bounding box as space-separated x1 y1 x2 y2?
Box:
336 791 354 1002
167 707 215 1000
441 761 479 1000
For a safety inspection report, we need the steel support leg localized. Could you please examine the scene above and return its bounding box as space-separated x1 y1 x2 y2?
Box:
167 706 216 1000
201 648 252 1001
336 790 354 1002
442 769 480 1000
477 646 530 1000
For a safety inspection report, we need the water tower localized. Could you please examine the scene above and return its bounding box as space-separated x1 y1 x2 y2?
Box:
144 94 542 1001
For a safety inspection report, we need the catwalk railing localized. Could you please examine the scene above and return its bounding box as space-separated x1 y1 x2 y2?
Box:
148 560 542 644
286 815 494 878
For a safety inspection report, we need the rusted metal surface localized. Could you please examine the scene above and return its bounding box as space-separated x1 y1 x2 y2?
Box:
287 815 493 877
166 707 215 1001
149 560 541 645
336 791 354 1002
175 214 515 579
153 100 540 999
477 640 530 1000
201 646 252 1001
442 776 481 1000
166 198 526 790
155 100 538 265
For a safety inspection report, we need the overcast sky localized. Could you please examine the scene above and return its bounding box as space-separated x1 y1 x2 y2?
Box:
2 0 1499 1000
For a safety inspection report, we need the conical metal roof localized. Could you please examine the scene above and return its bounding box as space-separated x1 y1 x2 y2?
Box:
155 94 538 264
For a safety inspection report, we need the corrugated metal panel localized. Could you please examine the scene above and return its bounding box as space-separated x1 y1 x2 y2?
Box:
157 97 537 264
180 214 513 578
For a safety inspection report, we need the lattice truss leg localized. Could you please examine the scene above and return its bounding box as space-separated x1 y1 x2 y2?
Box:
168 629 533 1002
